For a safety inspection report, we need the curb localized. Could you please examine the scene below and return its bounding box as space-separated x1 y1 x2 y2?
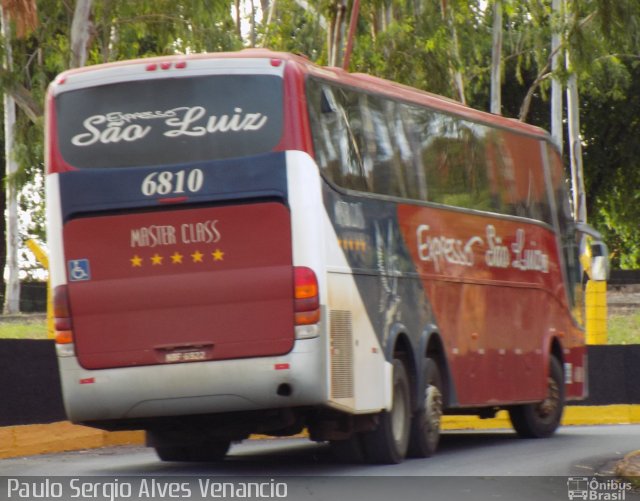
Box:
442 404 640 430
1 405 639 461
0 422 144 460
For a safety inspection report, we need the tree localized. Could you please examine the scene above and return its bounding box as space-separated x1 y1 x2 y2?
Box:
0 0 242 310
1 0 38 314
2 4 19 314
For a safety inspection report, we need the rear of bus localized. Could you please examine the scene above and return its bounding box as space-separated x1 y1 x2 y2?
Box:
46 52 329 455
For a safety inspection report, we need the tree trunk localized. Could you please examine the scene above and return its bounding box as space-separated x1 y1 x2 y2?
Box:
567 69 586 223
551 0 563 151
69 0 93 69
490 0 503 115
440 0 466 104
329 0 347 67
2 7 20 314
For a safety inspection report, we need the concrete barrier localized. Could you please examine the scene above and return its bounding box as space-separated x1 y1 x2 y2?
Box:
1 340 639 426
0 340 638 459
0 340 65 426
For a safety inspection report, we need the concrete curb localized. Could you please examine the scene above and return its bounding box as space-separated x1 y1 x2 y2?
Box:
1 405 639 461
0 422 144 459
442 404 640 430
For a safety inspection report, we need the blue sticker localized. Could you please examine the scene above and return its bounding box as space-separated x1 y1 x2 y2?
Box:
68 259 91 281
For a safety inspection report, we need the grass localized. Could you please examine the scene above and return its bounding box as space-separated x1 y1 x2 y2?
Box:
608 311 640 345
0 313 638 344
0 317 49 339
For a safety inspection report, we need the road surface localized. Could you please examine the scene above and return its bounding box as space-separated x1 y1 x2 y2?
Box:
0 425 638 501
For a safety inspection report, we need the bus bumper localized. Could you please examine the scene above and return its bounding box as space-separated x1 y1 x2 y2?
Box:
56 337 326 423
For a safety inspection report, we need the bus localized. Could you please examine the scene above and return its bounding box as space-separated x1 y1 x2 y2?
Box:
46 49 605 464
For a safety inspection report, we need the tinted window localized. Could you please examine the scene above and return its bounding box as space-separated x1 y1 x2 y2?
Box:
306 81 367 191
307 77 553 224
56 75 283 169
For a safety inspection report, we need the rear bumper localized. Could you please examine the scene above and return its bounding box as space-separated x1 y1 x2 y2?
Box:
58 337 326 423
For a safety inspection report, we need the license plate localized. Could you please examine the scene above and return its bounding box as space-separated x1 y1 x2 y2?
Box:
165 350 207 363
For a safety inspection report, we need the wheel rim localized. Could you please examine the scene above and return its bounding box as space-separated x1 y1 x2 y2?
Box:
535 376 560 421
425 384 443 441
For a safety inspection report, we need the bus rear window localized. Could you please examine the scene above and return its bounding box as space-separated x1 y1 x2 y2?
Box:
55 74 283 169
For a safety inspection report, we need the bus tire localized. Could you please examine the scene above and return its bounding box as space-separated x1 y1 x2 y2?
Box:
509 356 565 438
361 358 411 464
152 439 231 462
408 358 443 458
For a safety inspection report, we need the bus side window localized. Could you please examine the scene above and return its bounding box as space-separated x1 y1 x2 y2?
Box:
360 95 396 196
309 81 367 191
396 104 425 201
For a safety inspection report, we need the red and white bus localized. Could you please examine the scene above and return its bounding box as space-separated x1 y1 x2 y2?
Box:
46 49 604 464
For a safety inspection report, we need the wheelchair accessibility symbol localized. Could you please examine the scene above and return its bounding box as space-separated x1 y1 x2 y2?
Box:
68 259 91 282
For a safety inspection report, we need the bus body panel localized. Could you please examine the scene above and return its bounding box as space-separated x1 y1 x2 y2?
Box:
397 204 562 405
64 202 294 370
286 151 392 414
57 335 327 422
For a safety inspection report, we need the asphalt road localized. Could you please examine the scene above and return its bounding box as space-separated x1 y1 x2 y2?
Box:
0 425 638 501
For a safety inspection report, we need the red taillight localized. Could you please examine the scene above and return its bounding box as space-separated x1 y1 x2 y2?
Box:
53 285 73 344
294 267 320 325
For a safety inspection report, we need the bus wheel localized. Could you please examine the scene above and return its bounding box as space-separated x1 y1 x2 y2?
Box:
408 358 443 458
509 356 565 438
361 358 411 464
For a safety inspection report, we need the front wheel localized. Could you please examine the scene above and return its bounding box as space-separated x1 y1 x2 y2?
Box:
360 358 412 464
509 356 565 438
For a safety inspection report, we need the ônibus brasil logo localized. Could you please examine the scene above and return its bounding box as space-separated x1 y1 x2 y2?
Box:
567 477 633 500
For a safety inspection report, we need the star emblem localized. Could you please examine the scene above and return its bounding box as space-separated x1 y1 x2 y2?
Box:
170 252 184 264
212 249 224 261
151 254 163 265
191 250 204 263
130 255 143 267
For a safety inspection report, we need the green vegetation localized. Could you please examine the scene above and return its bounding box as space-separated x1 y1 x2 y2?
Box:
607 312 640 345
0 318 48 339
1 0 640 276
0 313 638 344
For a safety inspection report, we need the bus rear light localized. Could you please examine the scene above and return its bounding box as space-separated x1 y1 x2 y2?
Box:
53 285 74 345
147 61 187 72
56 330 74 345
294 267 318 300
295 309 321 325
294 267 320 326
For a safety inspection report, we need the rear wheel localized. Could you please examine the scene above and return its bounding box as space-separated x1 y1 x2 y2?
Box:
509 356 564 438
360 358 411 464
408 358 443 458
